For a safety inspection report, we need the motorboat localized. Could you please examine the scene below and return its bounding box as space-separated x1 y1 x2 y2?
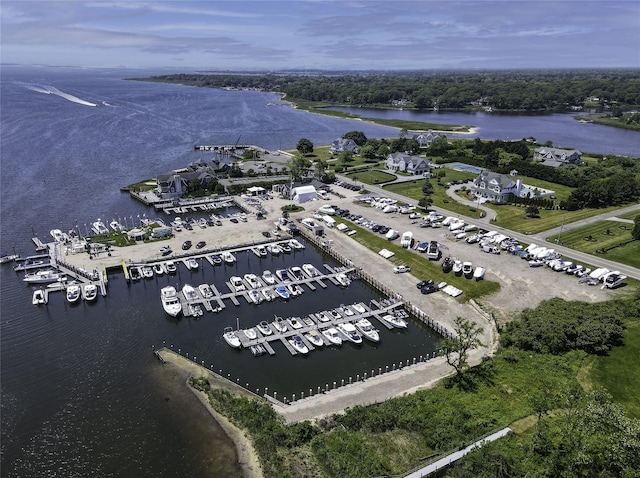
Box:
288 266 304 281
287 316 303 329
602 273 626 289
289 239 304 250
23 269 62 284
329 309 341 320
189 303 203 318
473 266 486 281
462 262 474 278
32 289 47 305
287 283 304 296
302 316 315 327
280 242 292 253
352 302 366 314
244 328 257 340
442 257 453 273
272 316 288 333
252 246 267 257
275 269 291 282
316 311 331 322
223 327 241 348
109 220 124 232
221 251 236 264
165 261 177 274
50 229 69 243
288 335 309 354
153 263 164 276
528 259 545 267
129 266 141 281
0 253 20 264
302 263 321 278
321 327 343 346
427 241 440 260
275 285 290 300
186 258 199 270
257 321 272 336
336 273 351 287
267 243 282 255
249 289 263 304
261 287 275 302
210 254 222 266
304 330 324 347
198 284 214 299
337 323 363 344
182 284 199 301
381 313 408 329
355 318 380 342
141 266 154 278
230 276 246 292
385 229 399 240
262 270 276 285
452 260 463 275
66 283 81 303
416 241 429 253
340 305 355 317
400 231 414 248
91 220 109 235
83 283 98 301
244 273 261 289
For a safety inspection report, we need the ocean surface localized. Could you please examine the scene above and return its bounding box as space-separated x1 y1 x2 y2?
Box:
1 66 639 477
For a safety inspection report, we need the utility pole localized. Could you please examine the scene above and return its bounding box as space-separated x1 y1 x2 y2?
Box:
555 214 566 244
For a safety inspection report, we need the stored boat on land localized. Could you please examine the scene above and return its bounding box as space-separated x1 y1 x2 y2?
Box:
442 256 453 273
462 261 474 278
452 260 463 275
473 266 486 281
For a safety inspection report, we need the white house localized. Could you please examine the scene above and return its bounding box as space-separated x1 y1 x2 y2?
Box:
385 153 431 176
471 171 523 202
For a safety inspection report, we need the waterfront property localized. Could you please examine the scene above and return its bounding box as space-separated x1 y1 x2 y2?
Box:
533 146 583 167
385 152 431 176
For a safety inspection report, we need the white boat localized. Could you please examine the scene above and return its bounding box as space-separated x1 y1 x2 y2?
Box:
322 327 343 345
249 289 263 304
198 284 214 299
340 305 355 317
336 273 351 287
352 302 366 314
141 266 154 278
473 266 486 281
382 313 408 329
252 246 267 257
153 263 164 276
182 284 199 301
109 220 124 232
400 231 414 248
385 229 399 240
337 322 363 344
528 259 545 267
221 251 236 264
32 289 47 305
602 273 626 289
272 316 288 333
267 243 282 255
189 303 203 318
288 266 304 281
316 311 331 322
257 321 272 336
302 263 321 278
129 266 141 281
186 258 199 270
244 328 257 340
165 261 177 274
355 318 380 342
280 242 292 253
262 270 276 285
289 239 305 250
275 285 290 300
223 327 241 348
50 229 69 243
91 220 109 235
261 287 275 302
462 261 474 278
0 253 20 264
23 269 62 284
288 335 309 354
304 330 324 347
427 241 440 259
452 260 463 275
275 269 291 282
83 283 98 301
287 283 304 296
243 273 261 289
230 276 246 292
66 283 81 303
160 285 182 317
287 316 304 329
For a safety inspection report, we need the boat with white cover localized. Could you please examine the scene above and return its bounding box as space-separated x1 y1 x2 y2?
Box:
352 302 366 314
304 330 324 347
337 322 363 344
473 266 486 281
160 285 182 317
322 327 343 345
400 231 413 248
244 328 257 340
223 327 241 348
355 318 380 342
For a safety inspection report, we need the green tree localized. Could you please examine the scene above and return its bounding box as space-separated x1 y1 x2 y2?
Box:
296 137 314 155
632 214 640 240
342 131 367 146
287 155 311 182
313 159 327 180
525 205 540 218
338 150 354 166
440 317 484 377
228 163 244 178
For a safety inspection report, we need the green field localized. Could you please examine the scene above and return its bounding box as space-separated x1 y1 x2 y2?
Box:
616 209 640 221
545 219 640 269
345 169 397 185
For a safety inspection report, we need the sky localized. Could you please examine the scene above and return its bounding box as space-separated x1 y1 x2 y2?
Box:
1 1 639 71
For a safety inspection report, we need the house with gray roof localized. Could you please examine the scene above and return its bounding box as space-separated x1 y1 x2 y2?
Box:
533 147 582 167
385 153 431 176
156 157 224 198
471 170 523 202
412 130 444 147
330 138 359 153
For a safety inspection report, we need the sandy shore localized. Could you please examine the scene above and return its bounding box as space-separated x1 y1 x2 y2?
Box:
157 348 264 478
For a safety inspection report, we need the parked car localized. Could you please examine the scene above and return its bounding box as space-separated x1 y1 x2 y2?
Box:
393 265 411 274
421 283 439 294
196 241 206 249
159 246 172 256
416 279 434 289
182 240 192 250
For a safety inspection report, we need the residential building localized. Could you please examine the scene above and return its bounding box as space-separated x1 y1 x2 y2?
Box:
413 130 444 147
330 138 359 153
471 170 523 202
385 153 431 176
533 147 583 167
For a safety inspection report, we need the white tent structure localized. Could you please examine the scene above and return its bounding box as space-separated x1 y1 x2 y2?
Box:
291 185 317 204
247 186 266 196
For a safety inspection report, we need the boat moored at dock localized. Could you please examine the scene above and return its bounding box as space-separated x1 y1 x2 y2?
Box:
354 318 380 342
161 286 182 317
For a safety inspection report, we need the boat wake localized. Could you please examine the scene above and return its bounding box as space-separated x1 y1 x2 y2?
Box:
23 84 97 107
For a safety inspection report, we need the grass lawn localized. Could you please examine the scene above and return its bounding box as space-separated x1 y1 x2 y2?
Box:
616 209 640 221
545 219 640 269
345 169 397 185
580 315 640 419
338 217 500 301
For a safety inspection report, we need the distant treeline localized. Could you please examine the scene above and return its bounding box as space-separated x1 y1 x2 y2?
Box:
137 70 640 111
